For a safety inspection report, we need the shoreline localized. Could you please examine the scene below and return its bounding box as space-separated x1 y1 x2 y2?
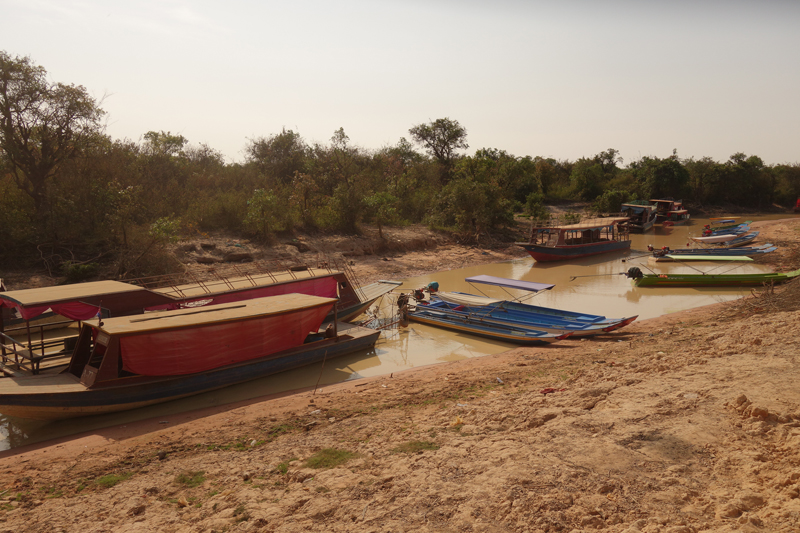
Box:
0 218 799 532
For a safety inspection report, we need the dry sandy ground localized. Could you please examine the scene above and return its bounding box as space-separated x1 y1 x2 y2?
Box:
1 219 800 533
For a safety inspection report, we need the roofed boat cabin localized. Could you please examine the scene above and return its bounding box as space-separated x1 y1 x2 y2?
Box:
515 217 631 262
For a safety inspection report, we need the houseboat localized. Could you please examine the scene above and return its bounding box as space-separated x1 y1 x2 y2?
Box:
515 217 631 262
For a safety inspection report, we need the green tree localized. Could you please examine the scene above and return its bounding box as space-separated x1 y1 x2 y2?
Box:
628 151 689 200
569 149 622 201
0 51 105 228
364 191 400 239
722 153 768 207
683 156 723 205
244 188 279 241
408 117 468 185
142 130 188 157
246 128 307 185
430 155 514 242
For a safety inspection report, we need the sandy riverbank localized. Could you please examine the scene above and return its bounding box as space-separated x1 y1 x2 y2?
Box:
1 218 799 533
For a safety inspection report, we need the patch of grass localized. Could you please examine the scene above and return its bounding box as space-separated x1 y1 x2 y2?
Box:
233 504 249 522
95 472 133 488
39 485 63 499
274 458 297 475
175 471 206 488
304 448 357 469
267 423 296 440
392 440 439 454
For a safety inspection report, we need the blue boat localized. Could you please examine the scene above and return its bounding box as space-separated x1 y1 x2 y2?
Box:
407 307 570 345
410 275 637 337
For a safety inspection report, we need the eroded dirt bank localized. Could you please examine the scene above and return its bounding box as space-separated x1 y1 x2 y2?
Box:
0 219 799 533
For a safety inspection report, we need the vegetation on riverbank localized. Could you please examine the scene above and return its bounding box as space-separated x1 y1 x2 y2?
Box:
2 51 800 281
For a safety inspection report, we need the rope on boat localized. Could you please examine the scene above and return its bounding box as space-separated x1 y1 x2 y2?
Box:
568 273 628 282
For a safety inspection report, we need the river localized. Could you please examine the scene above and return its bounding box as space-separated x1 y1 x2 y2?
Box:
0 216 786 450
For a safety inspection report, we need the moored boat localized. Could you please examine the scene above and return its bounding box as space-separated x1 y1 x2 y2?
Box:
516 217 631 262
648 244 776 262
0 294 381 420
619 202 658 233
650 199 690 226
418 298 636 336
624 266 800 287
406 307 570 345
421 275 637 336
1 264 400 375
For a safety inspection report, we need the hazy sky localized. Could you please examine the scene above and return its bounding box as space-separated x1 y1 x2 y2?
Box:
4 0 799 165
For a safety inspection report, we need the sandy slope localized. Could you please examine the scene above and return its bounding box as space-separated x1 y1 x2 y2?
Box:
0 219 799 533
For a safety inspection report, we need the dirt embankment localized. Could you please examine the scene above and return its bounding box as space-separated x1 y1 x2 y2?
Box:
0 219 799 532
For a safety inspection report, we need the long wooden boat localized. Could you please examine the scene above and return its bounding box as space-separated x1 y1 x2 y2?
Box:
690 233 741 244
407 307 570 345
619 202 658 233
516 217 631 262
715 232 759 247
1 265 399 375
426 275 637 336
624 266 800 287
648 243 775 261
0 294 380 420
701 223 750 236
419 299 635 336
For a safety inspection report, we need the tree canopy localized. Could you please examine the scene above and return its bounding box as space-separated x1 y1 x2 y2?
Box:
1 50 799 273
0 51 105 228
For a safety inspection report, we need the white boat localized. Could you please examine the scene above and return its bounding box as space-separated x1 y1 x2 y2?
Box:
690 233 739 244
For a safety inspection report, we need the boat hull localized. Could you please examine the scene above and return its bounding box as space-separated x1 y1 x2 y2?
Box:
633 269 800 288
0 324 379 420
428 296 637 336
408 310 567 345
516 240 631 262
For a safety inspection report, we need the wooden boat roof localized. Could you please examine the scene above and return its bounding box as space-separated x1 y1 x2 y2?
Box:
535 217 629 231
358 280 403 302
148 269 344 299
96 293 337 335
0 280 147 307
465 275 555 293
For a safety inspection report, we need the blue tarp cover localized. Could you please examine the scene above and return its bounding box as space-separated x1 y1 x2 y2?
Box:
465 275 555 293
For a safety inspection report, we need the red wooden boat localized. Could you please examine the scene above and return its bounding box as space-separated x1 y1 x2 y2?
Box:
0 294 380 420
1 263 399 375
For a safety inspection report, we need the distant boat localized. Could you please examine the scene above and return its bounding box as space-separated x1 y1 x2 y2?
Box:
515 217 631 262
650 199 691 226
0 294 381 420
619 202 658 233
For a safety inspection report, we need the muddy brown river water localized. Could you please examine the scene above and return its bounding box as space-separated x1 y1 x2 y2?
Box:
0 217 782 450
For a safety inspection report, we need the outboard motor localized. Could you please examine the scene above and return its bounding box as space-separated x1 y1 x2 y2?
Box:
625 266 644 280
397 293 409 310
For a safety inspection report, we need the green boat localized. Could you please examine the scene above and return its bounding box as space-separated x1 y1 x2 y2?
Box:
625 266 800 287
